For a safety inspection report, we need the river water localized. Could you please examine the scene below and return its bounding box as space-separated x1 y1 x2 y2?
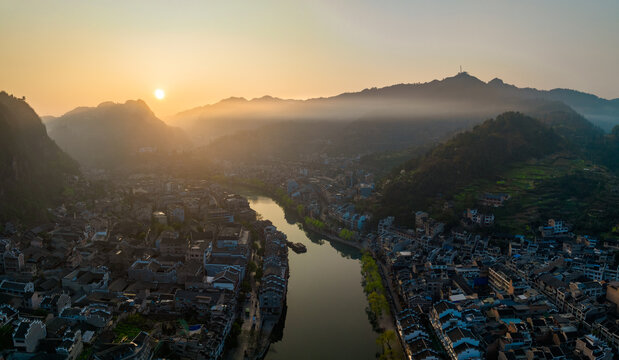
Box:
243 194 378 360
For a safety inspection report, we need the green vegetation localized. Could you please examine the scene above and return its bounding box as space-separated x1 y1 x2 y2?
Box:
240 279 251 294
361 251 390 320
304 216 326 230
247 261 258 273
113 314 149 343
360 145 430 176
77 345 93 360
273 188 294 209
376 330 398 360
339 228 355 241
379 112 565 222
377 111 619 237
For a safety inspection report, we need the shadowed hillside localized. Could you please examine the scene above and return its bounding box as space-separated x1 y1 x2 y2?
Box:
377 112 568 220
0 91 79 222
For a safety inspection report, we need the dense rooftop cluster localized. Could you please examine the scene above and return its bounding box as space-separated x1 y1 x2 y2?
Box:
0 174 290 359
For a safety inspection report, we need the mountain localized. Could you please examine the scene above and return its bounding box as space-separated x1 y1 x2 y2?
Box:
0 91 79 222
170 72 619 147
45 100 187 169
378 112 566 219
375 110 619 234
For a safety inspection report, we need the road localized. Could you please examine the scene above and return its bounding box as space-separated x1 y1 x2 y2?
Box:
226 271 262 360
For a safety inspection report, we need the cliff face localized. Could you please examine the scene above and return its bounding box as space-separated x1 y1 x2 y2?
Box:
0 91 78 222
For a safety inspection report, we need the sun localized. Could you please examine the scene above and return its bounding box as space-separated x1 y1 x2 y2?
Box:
154 88 165 100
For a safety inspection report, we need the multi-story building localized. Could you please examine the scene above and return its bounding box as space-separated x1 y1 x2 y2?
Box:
2 249 24 273
13 320 46 353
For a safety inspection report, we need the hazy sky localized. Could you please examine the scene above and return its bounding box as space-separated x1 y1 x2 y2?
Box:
1 0 618 117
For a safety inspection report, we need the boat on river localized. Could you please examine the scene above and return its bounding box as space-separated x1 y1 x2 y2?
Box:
286 241 307 253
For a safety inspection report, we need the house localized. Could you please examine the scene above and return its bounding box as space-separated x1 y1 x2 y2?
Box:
445 328 482 360
606 281 619 311
539 219 571 238
60 304 112 328
62 267 110 293
575 334 613 360
39 293 71 315
0 279 43 308
259 265 287 314
480 193 510 207
157 231 183 257
0 304 18 326
465 209 494 227
128 258 178 284
216 224 249 249
56 328 83 360
2 249 24 273
489 265 528 296
0 279 34 295
212 267 241 292
13 319 46 353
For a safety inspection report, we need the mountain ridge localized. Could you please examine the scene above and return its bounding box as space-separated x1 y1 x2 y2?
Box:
168 72 619 145
45 99 187 170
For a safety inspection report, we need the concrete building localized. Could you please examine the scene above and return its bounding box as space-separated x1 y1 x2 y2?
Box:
13 320 46 353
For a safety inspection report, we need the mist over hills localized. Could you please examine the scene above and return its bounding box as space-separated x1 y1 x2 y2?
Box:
0 91 78 221
37 72 619 170
169 72 619 148
45 100 187 169
196 83 608 162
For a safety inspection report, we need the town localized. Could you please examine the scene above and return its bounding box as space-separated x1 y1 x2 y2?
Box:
0 172 289 360
0 150 617 360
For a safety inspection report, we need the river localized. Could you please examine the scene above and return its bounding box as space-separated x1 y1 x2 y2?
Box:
242 193 378 360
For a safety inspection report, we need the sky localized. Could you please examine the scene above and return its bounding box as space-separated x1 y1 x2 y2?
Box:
1 0 618 118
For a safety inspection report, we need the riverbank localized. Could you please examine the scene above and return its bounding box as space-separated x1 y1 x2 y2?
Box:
221 180 367 251
239 194 379 359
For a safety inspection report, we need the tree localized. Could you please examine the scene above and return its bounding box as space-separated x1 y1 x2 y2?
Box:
376 330 397 359
247 261 258 273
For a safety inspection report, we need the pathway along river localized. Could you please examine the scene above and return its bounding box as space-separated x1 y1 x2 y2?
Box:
243 193 378 359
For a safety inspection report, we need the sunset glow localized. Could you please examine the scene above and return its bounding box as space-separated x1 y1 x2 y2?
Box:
1 1 618 117
154 89 165 100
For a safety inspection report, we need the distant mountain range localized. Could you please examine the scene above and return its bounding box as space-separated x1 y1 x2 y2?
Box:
169 72 619 147
45 100 186 169
0 91 78 222
31 72 619 166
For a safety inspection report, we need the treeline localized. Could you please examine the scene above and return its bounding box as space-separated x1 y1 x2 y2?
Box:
361 251 390 322
304 216 325 230
339 228 355 241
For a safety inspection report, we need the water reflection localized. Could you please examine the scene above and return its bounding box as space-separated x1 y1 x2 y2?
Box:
241 193 378 360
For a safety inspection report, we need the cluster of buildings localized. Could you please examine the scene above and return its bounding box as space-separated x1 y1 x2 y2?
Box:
222 159 374 235
373 211 619 360
258 226 289 318
0 175 269 359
